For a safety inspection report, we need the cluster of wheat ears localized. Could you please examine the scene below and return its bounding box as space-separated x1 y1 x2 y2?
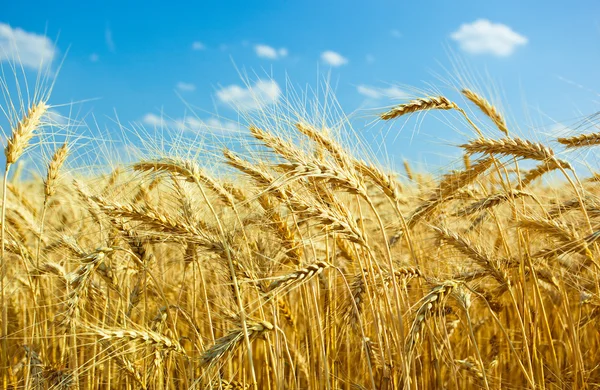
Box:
0 84 599 390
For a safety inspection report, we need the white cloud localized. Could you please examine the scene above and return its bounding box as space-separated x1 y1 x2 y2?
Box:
254 44 288 59
142 113 164 126
216 80 281 111
0 23 56 69
390 29 402 39
192 41 205 50
321 50 348 67
185 117 241 133
89 53 99 62
142 113 240 133
450 19 527 57
105 26 115 52
357 85 380 99
357 85 409 100
255 44 276 59
176 82 196 92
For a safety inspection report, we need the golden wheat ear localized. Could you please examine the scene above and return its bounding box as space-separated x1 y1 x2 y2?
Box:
461 89 508 135
44 142 69 200
460 137 556 162
5 101 48 166
557 132 600 148
380 96 457 120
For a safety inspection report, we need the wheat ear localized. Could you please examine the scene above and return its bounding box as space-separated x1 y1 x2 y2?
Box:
557 132 600 148
5 102 48 165
461 137 557 162
461 89 508 135
200 320 274 367
452 189 530 217
380 96 457 120
91 326 186 354
519 159 572 188
266 260 330 293
406 281 458 353
134 158 236 207
44 143 69 199
37 142 70 266
295 122 353 169
433 226 507 285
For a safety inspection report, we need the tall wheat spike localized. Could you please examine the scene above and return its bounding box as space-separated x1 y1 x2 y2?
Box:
2 101 48 377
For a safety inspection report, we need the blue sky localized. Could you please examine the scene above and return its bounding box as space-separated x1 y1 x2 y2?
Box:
1 0 599 169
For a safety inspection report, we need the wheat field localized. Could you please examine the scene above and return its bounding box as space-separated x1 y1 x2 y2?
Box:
0 82 599 390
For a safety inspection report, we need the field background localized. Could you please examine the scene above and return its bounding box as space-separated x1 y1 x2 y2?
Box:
0 87 600 389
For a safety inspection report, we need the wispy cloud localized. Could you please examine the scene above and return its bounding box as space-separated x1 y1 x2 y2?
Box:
390 29 402 39
366 54 375 64
192 41 205 50
451 19 527 57
357 85 410 100
142 113 163 126
105 25 116 52
142 113 240 133
0 23 56 69
321 50 348 67
183 117 241 133
254 44 288 59
89 53 99 62
176 82 196 92
216 80 281 111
